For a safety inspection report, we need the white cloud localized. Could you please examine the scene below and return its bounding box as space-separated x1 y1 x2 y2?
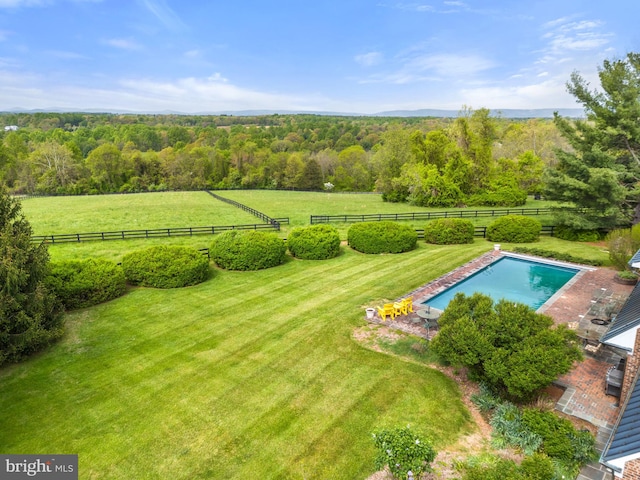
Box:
0 0 46 7
0 69 346 112
103 38 143 50
355 52 383 67
46 50 90 60
406 53 495 77
138 0 187 32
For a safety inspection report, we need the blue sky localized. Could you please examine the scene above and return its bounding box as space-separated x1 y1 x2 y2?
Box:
0 0 638 114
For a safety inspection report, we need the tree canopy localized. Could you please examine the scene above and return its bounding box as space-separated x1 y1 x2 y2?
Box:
545 52 640 229
0 187 63 365
431 293 582 401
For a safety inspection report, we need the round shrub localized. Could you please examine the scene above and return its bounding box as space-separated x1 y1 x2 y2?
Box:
46 258 126 310
287 224 341 260
424 218 474 245
347 221 417 254
210 230 287 270
122 245 209 288
486 215 541 243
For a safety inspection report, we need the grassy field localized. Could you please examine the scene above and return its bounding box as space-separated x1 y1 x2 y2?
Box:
20 191 559 263
218 190 558 229
20 191 261 235
0 242 496 479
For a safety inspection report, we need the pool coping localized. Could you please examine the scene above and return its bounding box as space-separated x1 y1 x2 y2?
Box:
409 250 596 314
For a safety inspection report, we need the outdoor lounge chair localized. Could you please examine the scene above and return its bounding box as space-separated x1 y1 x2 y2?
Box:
377 303 396 320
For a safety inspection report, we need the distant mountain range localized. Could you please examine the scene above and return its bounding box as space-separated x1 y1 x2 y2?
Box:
3 107 585 118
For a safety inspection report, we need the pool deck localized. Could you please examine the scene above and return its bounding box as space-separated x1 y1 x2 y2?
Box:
369 250 635 478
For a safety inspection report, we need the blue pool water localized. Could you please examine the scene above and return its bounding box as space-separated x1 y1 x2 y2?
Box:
424 256 579 311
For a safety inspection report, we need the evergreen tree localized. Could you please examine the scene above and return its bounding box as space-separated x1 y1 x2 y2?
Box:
545 52 640 229
0 188 63 365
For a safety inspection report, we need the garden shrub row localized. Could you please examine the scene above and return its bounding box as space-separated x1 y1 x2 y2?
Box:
46 258 126 310
210 230 287 271
486 215 541 243
122 245 210 288
511 247 604 266
554 226 601 242
423 218 474 245
287 224 341 260
347 221 417 254
471 386 598 479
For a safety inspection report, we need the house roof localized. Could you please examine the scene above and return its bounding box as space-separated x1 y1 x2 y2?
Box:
602 372 640 465
601 281 640 345
629 248 640 269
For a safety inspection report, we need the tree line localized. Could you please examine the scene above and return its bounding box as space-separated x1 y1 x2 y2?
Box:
0 111 565 206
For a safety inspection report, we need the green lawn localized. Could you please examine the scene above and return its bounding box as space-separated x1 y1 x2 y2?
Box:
0 242 494 479
20 191 261 235
217 190 558 228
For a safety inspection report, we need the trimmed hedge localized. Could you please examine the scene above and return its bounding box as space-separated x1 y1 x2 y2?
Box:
210 230 287 270
554 226 601 242
424 218 474 245
287 224 341 260
347 221 417 254
122 245 209 288
486 215 541 243
511 247 603 266
46 258 126 310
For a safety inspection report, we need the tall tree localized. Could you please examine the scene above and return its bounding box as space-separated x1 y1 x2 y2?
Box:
545 53 640 229
0 188 63 365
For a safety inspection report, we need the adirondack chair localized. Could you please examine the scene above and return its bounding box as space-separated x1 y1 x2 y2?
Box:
393 301 408 316
377 303 396 320
403 296 414 313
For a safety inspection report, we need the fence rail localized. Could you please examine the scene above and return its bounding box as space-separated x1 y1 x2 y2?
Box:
310 207 582 224
32 223 281 244
415 225 556 239
205 190 281 227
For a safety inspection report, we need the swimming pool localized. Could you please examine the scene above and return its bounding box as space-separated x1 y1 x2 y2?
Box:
423 256 580 311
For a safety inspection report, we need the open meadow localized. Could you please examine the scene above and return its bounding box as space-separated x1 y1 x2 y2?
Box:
20 191 261 235
21 190 560 263
0 192 611 479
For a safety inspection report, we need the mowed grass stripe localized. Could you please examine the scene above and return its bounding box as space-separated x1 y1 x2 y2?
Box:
0 241 483 479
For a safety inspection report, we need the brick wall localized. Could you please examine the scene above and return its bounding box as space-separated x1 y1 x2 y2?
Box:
623 457 640 479
621 329 640 402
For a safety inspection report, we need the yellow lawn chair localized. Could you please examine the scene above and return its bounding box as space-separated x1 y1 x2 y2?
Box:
402 296 414 313
393 301 408 316
377 303 396 321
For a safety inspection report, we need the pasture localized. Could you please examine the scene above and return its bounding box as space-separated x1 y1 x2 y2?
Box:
20 191 261 235
21 190 559 262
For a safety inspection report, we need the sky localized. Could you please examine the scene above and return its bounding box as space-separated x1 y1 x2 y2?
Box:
0 0 638 114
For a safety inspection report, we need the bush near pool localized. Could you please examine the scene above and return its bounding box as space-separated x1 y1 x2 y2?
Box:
486 215 541 243
347 221 418 254
287 224 341 260
210 230 287 270
122 245 210 288
46 258 126 310
424 218 474 245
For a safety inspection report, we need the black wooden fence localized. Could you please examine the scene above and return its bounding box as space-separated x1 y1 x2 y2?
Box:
205 190 281 227
310 207 583 224
32 222 284 244
414 225 556 239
